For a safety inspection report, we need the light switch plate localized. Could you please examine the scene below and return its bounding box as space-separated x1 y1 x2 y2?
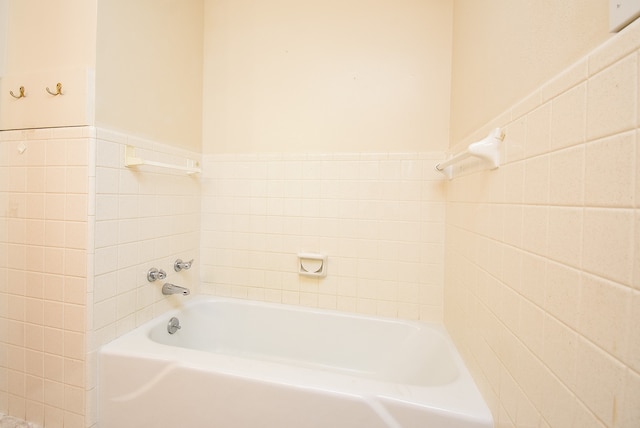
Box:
610 0 640 32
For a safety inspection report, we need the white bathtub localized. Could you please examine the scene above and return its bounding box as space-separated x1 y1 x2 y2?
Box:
98 297 493 428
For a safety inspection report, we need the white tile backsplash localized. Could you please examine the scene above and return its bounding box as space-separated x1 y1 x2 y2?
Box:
199 151 446 321
0 125 203 427
0 128 90 427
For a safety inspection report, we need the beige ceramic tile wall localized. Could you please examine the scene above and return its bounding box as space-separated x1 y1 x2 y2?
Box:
200 152 446 321
87 129 201 427
0 127 91 428
444 20 640 428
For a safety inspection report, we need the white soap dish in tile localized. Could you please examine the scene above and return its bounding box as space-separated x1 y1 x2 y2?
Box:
298 253 327 277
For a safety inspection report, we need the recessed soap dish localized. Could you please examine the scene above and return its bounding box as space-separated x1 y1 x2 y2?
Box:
298 253 327 277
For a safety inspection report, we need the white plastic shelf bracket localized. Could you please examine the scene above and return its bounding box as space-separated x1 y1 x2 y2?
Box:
124 145 201 175
435 128 504 180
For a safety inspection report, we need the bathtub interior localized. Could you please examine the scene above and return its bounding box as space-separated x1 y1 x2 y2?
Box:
148 299 459 386
99 297 494 428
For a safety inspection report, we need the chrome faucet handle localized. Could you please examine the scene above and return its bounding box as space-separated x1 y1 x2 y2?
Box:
147 268 167 282
174 258 194 272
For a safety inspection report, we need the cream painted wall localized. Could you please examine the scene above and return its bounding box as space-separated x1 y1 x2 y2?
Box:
2 0 96 74
0 0 97 130
95 0 204 152
0 0 7 76
202 0 453 154
450 0 611 144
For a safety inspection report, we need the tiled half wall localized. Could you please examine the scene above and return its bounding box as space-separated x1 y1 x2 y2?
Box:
0 127 92 428
444 19 640 428
200 152 447 322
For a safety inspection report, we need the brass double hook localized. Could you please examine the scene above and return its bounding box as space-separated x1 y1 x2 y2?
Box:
9 86 25 99
46 82 63 96
9 82 63 99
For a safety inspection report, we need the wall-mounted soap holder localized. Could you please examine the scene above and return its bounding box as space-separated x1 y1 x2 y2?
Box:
298 253 327 277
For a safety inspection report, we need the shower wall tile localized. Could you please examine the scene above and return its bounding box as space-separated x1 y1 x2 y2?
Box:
584 132 636 207
541 57 588 102
511 90 542 123
91 131 201 326
636 131 640 209
550 82 586 150
586 53 638 141
0 127 91 427
580 274 631 360
445 19 640 428
1 126 201 428
87 129 201 427
589 24 640 75
544 262 581 329
635 212 640 289
582 208 634 286
548 145 585 206
523 155 550 204
200 152 446 321
628 292 640 374
525 103 551 157
546 207 582 268
521 206 548 256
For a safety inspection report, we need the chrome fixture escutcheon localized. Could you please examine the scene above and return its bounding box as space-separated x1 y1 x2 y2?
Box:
167 317 181 334
147 268 167 282
174 258 194 272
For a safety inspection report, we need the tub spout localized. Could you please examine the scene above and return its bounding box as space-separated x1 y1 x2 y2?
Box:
162 283 190 296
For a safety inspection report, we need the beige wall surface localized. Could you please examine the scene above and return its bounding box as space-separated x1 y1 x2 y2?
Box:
0 0 7 76
202 0 453 154
95 0 204 152
2 0 97 75
0 0 97 130
450 0 611 144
